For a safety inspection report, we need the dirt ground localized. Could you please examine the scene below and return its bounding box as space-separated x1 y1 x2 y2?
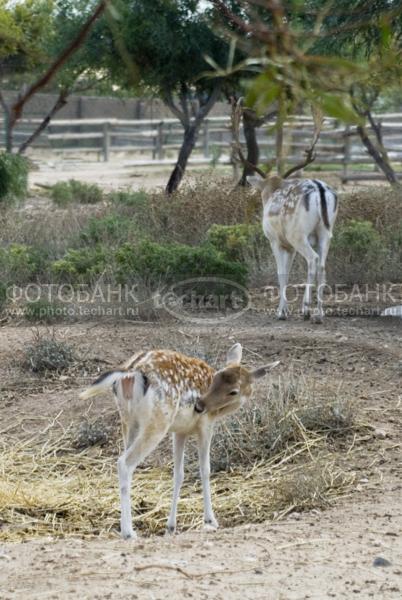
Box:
0 310 401 600
0 161 401 598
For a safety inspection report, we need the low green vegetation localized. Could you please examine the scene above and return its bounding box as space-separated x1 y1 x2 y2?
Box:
0 180 401 317
0 153 29 205
116 239 248 286
23 299 63 324
0 243 48 285
51 246 110 282
51 179 103 206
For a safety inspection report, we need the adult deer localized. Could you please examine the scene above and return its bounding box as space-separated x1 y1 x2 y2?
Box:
80 344 279 539
232 100 338 322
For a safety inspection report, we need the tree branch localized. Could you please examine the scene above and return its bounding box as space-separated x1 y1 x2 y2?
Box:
163 89 187 127
194 81 222 128
10 0 107 128
18 88 69 154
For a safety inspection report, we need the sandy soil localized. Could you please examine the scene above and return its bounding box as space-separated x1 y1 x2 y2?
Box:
28 158 233 193
0 310 401 599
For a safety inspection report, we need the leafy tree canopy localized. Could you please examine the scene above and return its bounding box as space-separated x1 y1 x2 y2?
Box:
0 0 54 76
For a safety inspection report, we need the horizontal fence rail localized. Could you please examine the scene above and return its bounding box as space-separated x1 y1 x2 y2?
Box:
1 113 402 182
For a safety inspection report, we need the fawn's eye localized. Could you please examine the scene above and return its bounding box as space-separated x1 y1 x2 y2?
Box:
229 390 239 396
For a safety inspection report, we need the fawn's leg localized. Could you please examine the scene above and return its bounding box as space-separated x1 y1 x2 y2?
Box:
166 432 187 533
118 421 169 539
197 424 218 530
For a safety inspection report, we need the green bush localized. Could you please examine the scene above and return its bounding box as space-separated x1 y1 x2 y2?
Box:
0 153 28 204
24 336 74 373
79 213 139 245
52 246 109 282
206 223 268 262
0 243 48 284
109 190 155 234
24 299 63 323
116 239 247 286
51 179 103 206
109 189 148 208
330 219 387 284
333 220 383 256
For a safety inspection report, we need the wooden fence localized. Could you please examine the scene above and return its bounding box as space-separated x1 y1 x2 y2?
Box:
2 113 402 183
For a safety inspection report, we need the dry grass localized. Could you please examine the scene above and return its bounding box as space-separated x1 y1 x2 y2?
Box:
0 429 353 542
0 373 360 542
337 186 402 232
209 373 354 471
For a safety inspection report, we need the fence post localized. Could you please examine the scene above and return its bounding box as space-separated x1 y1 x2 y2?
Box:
203 119 210 158
342 125 351 183
102 121 110 162
154 121 163 160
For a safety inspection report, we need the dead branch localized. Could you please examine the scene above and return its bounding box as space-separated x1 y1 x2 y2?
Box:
282 106 323 178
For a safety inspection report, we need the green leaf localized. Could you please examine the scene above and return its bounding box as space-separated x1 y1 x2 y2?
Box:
319 94 362 124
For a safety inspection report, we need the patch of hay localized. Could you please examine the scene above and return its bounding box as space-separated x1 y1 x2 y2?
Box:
0 422 355 542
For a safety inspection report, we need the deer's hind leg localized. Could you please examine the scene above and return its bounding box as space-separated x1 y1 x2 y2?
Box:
116 381 173 539
315 229 332 322
292 237 319 320
271 240 296 320
118 415 170 539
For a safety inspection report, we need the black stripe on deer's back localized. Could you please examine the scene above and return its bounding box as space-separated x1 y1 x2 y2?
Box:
303 193 310 211
312 179 330 230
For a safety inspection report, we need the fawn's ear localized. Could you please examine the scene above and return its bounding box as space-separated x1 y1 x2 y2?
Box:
226 343 242 366
251 360 280 380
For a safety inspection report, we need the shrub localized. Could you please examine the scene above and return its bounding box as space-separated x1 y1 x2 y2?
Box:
24 299 63 323
0 153 28 205
51 247 109 282
329 219 387 284
109 189 149 208
72 419 113 449
206 223 268 262
79 213 139 246
0 243 48 285
51 179 103 206
210 374 354 471
24 335 75 373
333 220 383 256
115 239 248 286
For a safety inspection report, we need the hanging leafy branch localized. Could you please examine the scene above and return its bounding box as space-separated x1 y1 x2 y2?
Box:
211 0 402 186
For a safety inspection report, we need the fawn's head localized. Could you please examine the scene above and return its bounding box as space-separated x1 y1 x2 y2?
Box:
198 343 279 415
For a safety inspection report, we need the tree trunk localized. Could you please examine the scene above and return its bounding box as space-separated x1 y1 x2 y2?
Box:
238 109 259 186
166 124 199 194
163 82 221 195
357 125 401 188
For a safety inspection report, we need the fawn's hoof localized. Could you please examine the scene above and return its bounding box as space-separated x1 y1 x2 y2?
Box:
165 524 176 535
203 518 219 532
121 529 137 540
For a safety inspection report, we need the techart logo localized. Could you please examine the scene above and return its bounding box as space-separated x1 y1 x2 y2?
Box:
161 277 251 324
